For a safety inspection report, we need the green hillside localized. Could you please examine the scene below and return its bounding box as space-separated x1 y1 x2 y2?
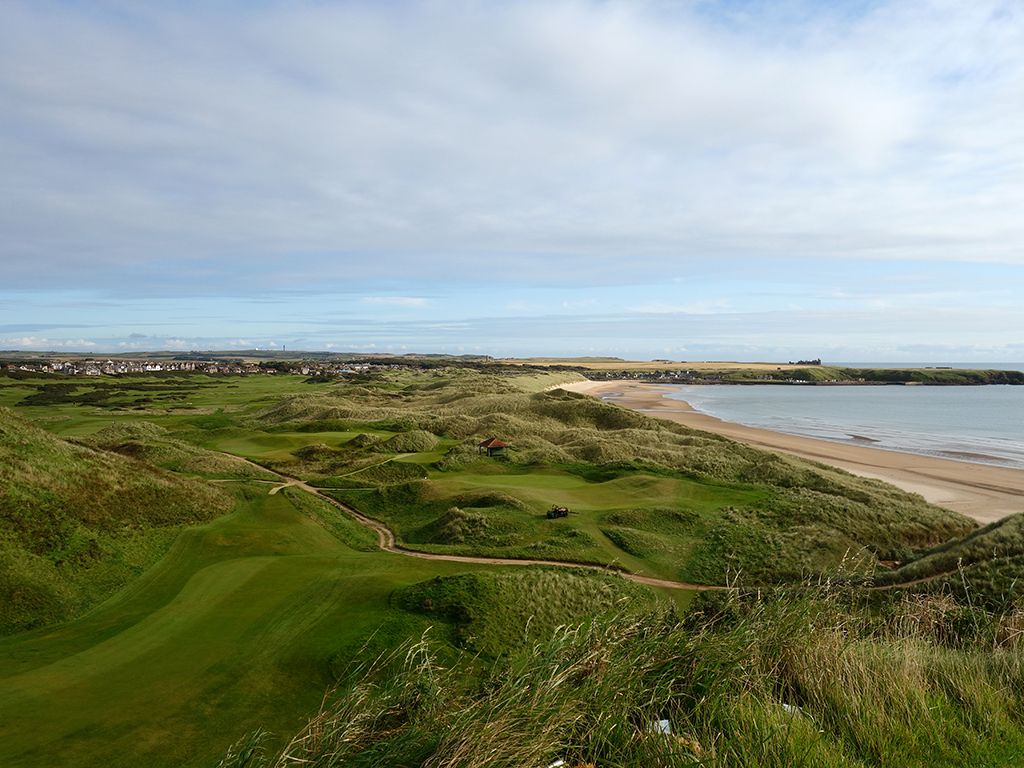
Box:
242 369 974 584
0 370 1020 767
76 421 279 480
0 407 233 634
875 512 1024 607
0 486 504 768
221 588 1024 768
396 567 659 656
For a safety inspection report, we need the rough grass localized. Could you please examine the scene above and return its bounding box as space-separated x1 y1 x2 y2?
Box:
77 421 279 479
220 587 1024 768
0 407 233 634
374 429 439 453
394 566 657 657
264 369 977 584
874 513 1024 608
601 525 668 558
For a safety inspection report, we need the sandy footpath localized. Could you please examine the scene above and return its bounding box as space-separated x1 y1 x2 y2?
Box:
560 380 1024 524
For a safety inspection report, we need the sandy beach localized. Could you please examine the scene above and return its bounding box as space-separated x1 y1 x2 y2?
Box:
561 380 1024 524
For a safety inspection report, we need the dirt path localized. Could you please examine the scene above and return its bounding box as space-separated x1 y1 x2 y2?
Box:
219 453 719 592
218 453 959 593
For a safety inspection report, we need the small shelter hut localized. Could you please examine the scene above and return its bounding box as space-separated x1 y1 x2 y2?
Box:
478 437 508 457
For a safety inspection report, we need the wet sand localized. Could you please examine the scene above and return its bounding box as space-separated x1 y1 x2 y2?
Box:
560 380 1024 524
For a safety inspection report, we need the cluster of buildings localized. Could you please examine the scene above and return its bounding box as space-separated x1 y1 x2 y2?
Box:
584 369 715 383
15 359 207 376
583 369 829 384
0 357 380 378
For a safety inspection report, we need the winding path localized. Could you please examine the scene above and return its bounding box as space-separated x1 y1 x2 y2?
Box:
219 452 956 594
220 452 721 591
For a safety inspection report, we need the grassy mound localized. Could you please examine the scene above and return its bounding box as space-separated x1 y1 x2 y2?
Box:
0 408 233 634
601 526 668 557
78 421 278 479
315 460 429 489
395 567 657 657
291 442 344 462
221 588 1024 767
272 369 976 583
375 429 438 453
875 513 1024 607
419 507 492 545
346 432 379 448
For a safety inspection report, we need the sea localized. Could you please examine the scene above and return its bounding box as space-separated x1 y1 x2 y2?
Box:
665 366 1024 469
834 362 1024 371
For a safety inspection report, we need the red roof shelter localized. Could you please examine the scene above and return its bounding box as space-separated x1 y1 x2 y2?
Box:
478 437 508 456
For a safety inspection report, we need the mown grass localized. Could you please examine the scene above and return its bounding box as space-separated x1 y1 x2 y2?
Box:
220 586 1024 768
268 368 975 584
0 407 234 634
329 467 771 580
3 367 1021 768
0 484 548 768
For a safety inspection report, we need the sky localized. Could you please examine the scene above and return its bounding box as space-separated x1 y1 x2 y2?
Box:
1 0 1022 361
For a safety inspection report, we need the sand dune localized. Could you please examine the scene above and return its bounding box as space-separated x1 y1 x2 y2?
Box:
561 380 1024 524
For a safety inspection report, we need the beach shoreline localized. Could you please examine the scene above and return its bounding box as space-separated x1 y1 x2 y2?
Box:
560 379 1024 524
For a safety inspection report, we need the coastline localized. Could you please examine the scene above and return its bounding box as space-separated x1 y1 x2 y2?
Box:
560 379 1024 524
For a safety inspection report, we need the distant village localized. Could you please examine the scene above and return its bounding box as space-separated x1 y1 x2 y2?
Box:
0 357 387 378
583 369 807 383
0 353 826 384
4 354 1005 387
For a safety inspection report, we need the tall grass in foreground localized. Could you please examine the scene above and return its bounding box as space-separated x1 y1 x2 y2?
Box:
219 588 1024 768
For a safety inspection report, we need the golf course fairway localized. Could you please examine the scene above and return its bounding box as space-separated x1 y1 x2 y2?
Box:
0 486 496 768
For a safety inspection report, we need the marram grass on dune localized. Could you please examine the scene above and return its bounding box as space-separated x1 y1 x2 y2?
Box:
219 585 1024 768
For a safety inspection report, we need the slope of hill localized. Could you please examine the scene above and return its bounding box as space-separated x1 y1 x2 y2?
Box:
245 369 975 584
221 587 1024 767
0 371 1020 768
875 512 1024 607
0 407 232 634
76 421 279 479
395 567 659 656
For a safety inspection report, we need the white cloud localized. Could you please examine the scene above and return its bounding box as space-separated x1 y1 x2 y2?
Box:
361 296 430 308
0 1 1021 295
0 1 1021 359
627 300 732 315
0 336 97 349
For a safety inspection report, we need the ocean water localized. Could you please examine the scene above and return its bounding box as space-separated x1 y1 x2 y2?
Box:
834 362 1024 371
665 384 1024 469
